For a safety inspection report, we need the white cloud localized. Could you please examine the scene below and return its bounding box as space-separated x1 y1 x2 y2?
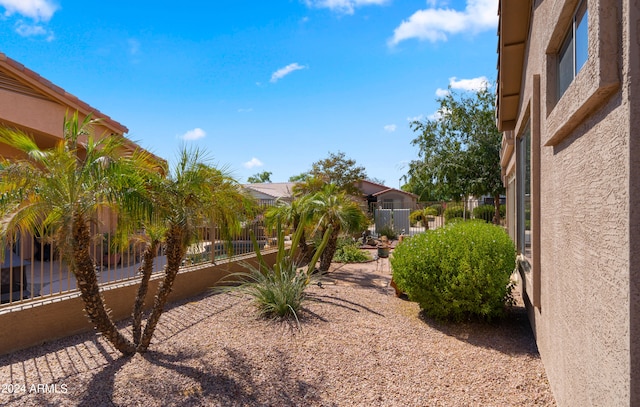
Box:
237 108 253 113
384 124 397 132
15 21 53 40
407 114 424 122
448 76 490 91
180 128 206 141
434 76 490 98
389 0 498 45
0 0 58 22
304 0 389 15
270 63 307 83
2 1 58 40
244 157 263 169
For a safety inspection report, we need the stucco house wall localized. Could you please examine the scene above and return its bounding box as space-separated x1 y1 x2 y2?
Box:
0 52 157 164
497 1 639 405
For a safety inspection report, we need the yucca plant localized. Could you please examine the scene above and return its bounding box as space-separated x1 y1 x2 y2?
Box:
229 220 332 320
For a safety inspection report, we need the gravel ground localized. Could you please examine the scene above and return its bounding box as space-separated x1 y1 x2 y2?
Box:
0 256 556 406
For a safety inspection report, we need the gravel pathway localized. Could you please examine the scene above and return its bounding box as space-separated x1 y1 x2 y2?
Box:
0 257 556 406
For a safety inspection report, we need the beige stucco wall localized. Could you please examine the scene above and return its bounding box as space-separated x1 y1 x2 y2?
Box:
0 86 124 160
625 3 640 406
376 191 416 210
0 251 278 356
503 0 637 405
0 88 65 139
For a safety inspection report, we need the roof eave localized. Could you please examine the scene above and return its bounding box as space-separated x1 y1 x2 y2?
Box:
496 0 531 132
0 52 128 135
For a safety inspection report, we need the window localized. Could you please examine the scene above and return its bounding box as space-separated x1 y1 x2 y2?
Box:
557 0 588 99
517 124 531 259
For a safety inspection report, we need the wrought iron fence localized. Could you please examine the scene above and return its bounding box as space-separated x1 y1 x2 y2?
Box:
0 220 277 309
370 200 488 238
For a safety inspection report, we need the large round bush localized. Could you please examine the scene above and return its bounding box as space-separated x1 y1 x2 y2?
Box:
390 220 516 321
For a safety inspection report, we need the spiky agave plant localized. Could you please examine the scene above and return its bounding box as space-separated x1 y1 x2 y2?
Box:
229 220 332 320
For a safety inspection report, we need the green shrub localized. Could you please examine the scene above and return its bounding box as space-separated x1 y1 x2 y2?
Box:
333 242 371 263
443 205 468 223
472 204 495 222
390 220 516 321
473 204 507 222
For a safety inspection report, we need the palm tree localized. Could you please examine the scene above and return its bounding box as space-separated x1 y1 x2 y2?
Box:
130 222 165 348
263 195 314 264
0 113 157 355
0 115 252 355
309 184 368 272
136 147 252 351
292 175 325 197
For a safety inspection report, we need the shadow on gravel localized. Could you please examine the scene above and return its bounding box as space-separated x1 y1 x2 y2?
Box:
75 348 332 407
307 293 385 317
0 291 246 395
320 261 393 296
417 305 539 357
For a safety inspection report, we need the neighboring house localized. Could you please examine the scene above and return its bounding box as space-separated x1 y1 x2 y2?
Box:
243 180 417 212
356 180 418 211
243 182 295 206
496 2 639 406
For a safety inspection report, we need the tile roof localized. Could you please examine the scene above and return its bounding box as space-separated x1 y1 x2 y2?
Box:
0 52 128 135
243 182 295 199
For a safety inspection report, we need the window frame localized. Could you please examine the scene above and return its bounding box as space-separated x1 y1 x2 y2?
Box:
557 0 588 99
516 123 532 258
544 0 619 147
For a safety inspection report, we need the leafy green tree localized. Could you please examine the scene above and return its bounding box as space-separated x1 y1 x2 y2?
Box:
288 172 310 183
306 151 367 195
401 176 444 202
0 113 156 355
408 85 504 223
247 171 272 183
309 184 368 272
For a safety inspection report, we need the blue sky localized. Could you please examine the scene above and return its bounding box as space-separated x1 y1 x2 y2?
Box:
0 0 499 187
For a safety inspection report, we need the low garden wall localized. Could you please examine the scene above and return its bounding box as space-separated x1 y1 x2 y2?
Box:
0 251 277 356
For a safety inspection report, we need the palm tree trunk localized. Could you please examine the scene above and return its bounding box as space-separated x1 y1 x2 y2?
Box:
137 226 183 352
72 213 136 355
319 227 340 272
132 241 158 346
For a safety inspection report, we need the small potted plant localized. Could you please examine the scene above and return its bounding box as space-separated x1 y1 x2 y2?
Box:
377 235 390 258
